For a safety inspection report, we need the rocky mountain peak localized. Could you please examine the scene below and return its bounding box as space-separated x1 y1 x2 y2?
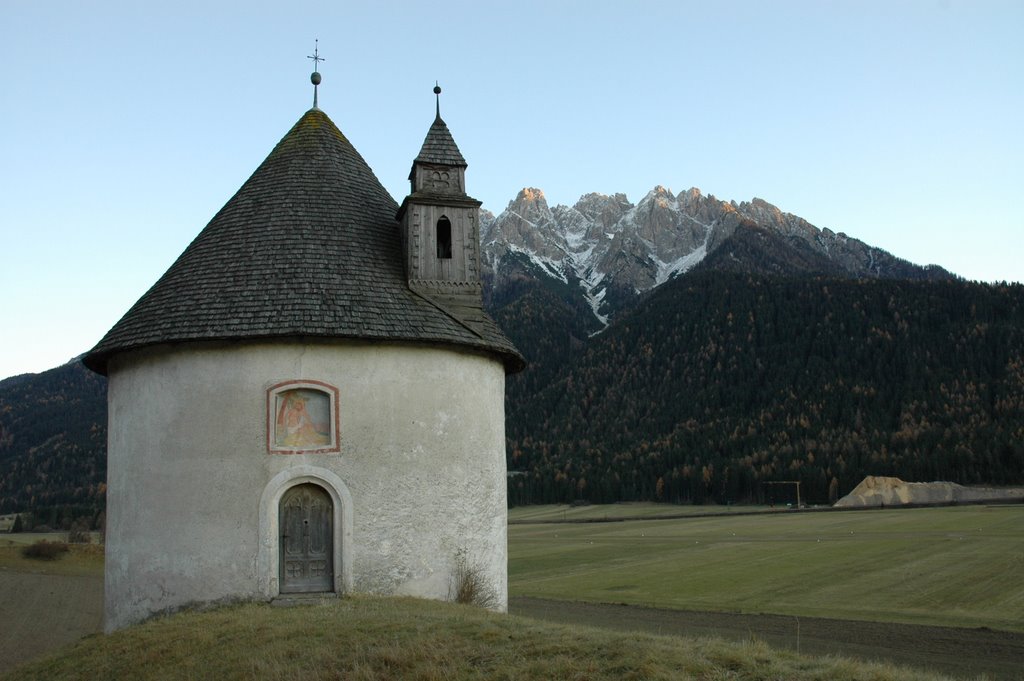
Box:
513 187 548 207
737 198 815 239
482 184 952 327
678 186 704 206
644 185 676 203
562 193 632 241
486 187 561 259
503 187 555 226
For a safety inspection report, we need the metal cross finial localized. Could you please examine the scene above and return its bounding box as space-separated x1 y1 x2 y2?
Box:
308 40 325 108
308 39 325 69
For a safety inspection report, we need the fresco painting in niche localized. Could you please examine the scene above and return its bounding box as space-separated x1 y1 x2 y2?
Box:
275 389 331 448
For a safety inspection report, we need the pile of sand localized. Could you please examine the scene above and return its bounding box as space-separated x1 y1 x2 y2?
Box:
0 514 17 533
834 475 1024 508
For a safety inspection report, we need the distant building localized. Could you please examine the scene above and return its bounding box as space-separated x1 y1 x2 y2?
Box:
84 70 522 631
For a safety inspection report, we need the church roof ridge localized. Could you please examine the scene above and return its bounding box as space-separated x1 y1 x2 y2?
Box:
83 107 522 374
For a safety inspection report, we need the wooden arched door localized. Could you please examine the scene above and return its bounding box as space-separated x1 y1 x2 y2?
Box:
279 484 333 593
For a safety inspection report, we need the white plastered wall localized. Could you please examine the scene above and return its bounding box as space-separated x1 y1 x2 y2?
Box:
103 340 507 631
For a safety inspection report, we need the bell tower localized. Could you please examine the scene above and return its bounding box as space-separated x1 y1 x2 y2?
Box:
397 85 485 321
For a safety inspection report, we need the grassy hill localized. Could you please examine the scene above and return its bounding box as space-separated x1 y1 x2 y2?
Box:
3 597 957 681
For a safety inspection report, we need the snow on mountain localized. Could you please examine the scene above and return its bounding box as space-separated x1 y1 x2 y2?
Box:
484 186 735 325
483 186 949 326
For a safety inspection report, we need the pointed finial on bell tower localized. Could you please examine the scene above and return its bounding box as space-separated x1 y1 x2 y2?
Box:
308 39 325 109
434 81 442 122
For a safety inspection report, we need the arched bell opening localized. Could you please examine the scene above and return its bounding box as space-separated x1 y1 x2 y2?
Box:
436 216 453 259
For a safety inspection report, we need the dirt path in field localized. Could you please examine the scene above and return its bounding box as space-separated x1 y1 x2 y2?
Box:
511 597 1024 681
0 570 103 676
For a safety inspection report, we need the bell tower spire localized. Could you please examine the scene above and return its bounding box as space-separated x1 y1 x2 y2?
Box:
397 84 485 328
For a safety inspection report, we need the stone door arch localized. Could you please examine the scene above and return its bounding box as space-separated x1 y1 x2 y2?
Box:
279 483 333 593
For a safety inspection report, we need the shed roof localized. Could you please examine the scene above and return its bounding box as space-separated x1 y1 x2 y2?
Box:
83 108 522 374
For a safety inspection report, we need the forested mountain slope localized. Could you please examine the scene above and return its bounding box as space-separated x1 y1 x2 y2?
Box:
498 274 1024 506
0 362 106 523
3 274 1022 517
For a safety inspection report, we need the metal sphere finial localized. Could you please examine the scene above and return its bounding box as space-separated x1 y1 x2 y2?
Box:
307 40 325 108
433 83 442 95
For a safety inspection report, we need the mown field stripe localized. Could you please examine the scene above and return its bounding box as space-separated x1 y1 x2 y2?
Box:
508 505 1024 632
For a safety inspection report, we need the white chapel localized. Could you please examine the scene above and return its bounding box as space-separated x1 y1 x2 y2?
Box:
83 66 522 631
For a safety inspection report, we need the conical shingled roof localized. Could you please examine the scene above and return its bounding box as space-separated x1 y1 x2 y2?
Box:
83 108 522 375
413 114 467 167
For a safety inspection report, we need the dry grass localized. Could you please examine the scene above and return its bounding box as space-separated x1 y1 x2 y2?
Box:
448 549 499 609
0 539 103 577
2 597 960 681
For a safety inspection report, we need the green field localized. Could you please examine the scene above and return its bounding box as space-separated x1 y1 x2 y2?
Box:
508 505 1024 632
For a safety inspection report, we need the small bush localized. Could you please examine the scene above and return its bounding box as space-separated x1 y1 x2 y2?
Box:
67 521 92 544
21 540 70 561
448 549 499 609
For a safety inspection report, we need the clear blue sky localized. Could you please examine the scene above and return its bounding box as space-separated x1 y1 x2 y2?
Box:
2 0 1022 380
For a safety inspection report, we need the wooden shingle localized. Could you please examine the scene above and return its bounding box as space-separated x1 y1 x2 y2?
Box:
83 108 522 374
414 114 467 167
